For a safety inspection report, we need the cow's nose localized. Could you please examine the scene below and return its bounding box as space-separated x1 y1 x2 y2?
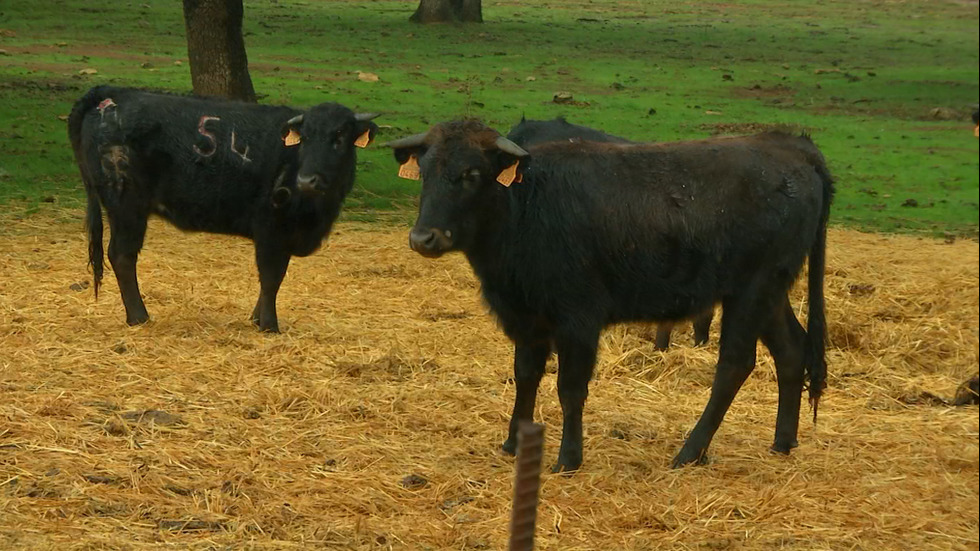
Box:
410 227 451 257
296 174 319 193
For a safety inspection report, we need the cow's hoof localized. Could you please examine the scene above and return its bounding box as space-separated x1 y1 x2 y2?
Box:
126 314 149 326
550 461 581 475
671 448 709 469
551 451 582 474
501 438 517 456
258 323 280 334
770 440 798 455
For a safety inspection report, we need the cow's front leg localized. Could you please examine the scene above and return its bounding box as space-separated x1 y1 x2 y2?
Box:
253 245 291 333
552 328 600 473
653 322 674 350
692 308 714 346
502 340 552 455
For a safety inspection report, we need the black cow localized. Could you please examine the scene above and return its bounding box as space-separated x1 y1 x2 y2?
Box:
68 85 379 332
505 115 633 146
389 120 832 471
506 116 715 350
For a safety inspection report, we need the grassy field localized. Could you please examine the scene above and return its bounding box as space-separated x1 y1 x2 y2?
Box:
0 0 978 233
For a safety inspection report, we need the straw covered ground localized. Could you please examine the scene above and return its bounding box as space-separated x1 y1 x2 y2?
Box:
1 209 977 550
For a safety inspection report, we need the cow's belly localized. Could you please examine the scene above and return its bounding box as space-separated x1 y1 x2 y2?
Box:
152 198 254 239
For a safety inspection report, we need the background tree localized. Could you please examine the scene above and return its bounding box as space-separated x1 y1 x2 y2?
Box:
410 0 482 23
182 0 256 102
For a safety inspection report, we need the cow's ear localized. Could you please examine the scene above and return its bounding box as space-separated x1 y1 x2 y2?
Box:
393 147 424 180
386 132 428 180
281 114 304 147
392 145 424 166
494 153 525 187
492 136 529 187
354 119 379 149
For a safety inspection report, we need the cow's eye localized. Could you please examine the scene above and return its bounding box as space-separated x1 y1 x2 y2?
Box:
333 131 345 150
461 169 480 184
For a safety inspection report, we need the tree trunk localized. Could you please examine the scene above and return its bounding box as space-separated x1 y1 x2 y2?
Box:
182 0 256 102
410 0 483 23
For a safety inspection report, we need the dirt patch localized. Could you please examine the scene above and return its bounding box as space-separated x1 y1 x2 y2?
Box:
730 83 796 99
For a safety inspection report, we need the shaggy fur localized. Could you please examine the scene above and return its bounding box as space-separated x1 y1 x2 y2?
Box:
396 120 833 471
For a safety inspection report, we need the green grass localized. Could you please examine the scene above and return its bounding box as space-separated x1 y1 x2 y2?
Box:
1 0 977 234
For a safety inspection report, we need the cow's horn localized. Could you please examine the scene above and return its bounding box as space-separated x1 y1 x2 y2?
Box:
384 132 428 149
355 113 380 122
495 136 529 158
286 114 304 126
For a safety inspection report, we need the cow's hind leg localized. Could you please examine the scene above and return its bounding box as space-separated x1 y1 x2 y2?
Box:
502 340 552 455
552 326 600 473
106 213 149 326
672 292 770 467
762 296 806 454
252 245 290 333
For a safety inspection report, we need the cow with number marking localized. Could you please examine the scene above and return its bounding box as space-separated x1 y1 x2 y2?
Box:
389 120 832 471
68 85 379 332
506 115 715 350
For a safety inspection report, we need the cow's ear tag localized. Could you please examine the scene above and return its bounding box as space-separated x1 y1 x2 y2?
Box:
496 160 520 187
284 129 302 147
974 124 979 138
398 155 421 180
354 129 372 148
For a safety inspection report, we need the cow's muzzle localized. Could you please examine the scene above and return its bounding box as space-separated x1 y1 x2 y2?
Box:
409 227 453 258
296 174 324 194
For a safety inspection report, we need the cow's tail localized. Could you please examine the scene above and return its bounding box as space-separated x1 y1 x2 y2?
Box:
804 155 834 423
85 192 104 299
69 86 111 299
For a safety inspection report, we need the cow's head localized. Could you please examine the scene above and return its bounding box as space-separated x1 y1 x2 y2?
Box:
388 120 528 258
277 103 378 203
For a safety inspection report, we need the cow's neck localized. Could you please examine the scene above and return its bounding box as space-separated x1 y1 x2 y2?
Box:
463 182 546 299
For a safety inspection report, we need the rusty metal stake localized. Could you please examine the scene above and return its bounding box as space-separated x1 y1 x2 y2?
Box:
508 421 545 551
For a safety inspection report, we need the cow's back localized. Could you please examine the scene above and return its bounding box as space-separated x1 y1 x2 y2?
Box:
74 87 298 235
482 133 829 325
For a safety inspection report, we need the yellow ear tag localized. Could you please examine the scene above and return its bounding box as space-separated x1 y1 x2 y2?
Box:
496 160 520 187
354 129 372 148
284 129 301 147
398 155 421 180
974 124 979 138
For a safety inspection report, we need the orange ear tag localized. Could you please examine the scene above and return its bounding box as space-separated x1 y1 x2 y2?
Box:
398 155 421 180
974 125 978 138
496 160 520 187
354 129 372 148
284 129 301 146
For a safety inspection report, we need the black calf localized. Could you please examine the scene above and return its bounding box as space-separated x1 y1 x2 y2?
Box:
69 85 378 331
390 120 832 471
